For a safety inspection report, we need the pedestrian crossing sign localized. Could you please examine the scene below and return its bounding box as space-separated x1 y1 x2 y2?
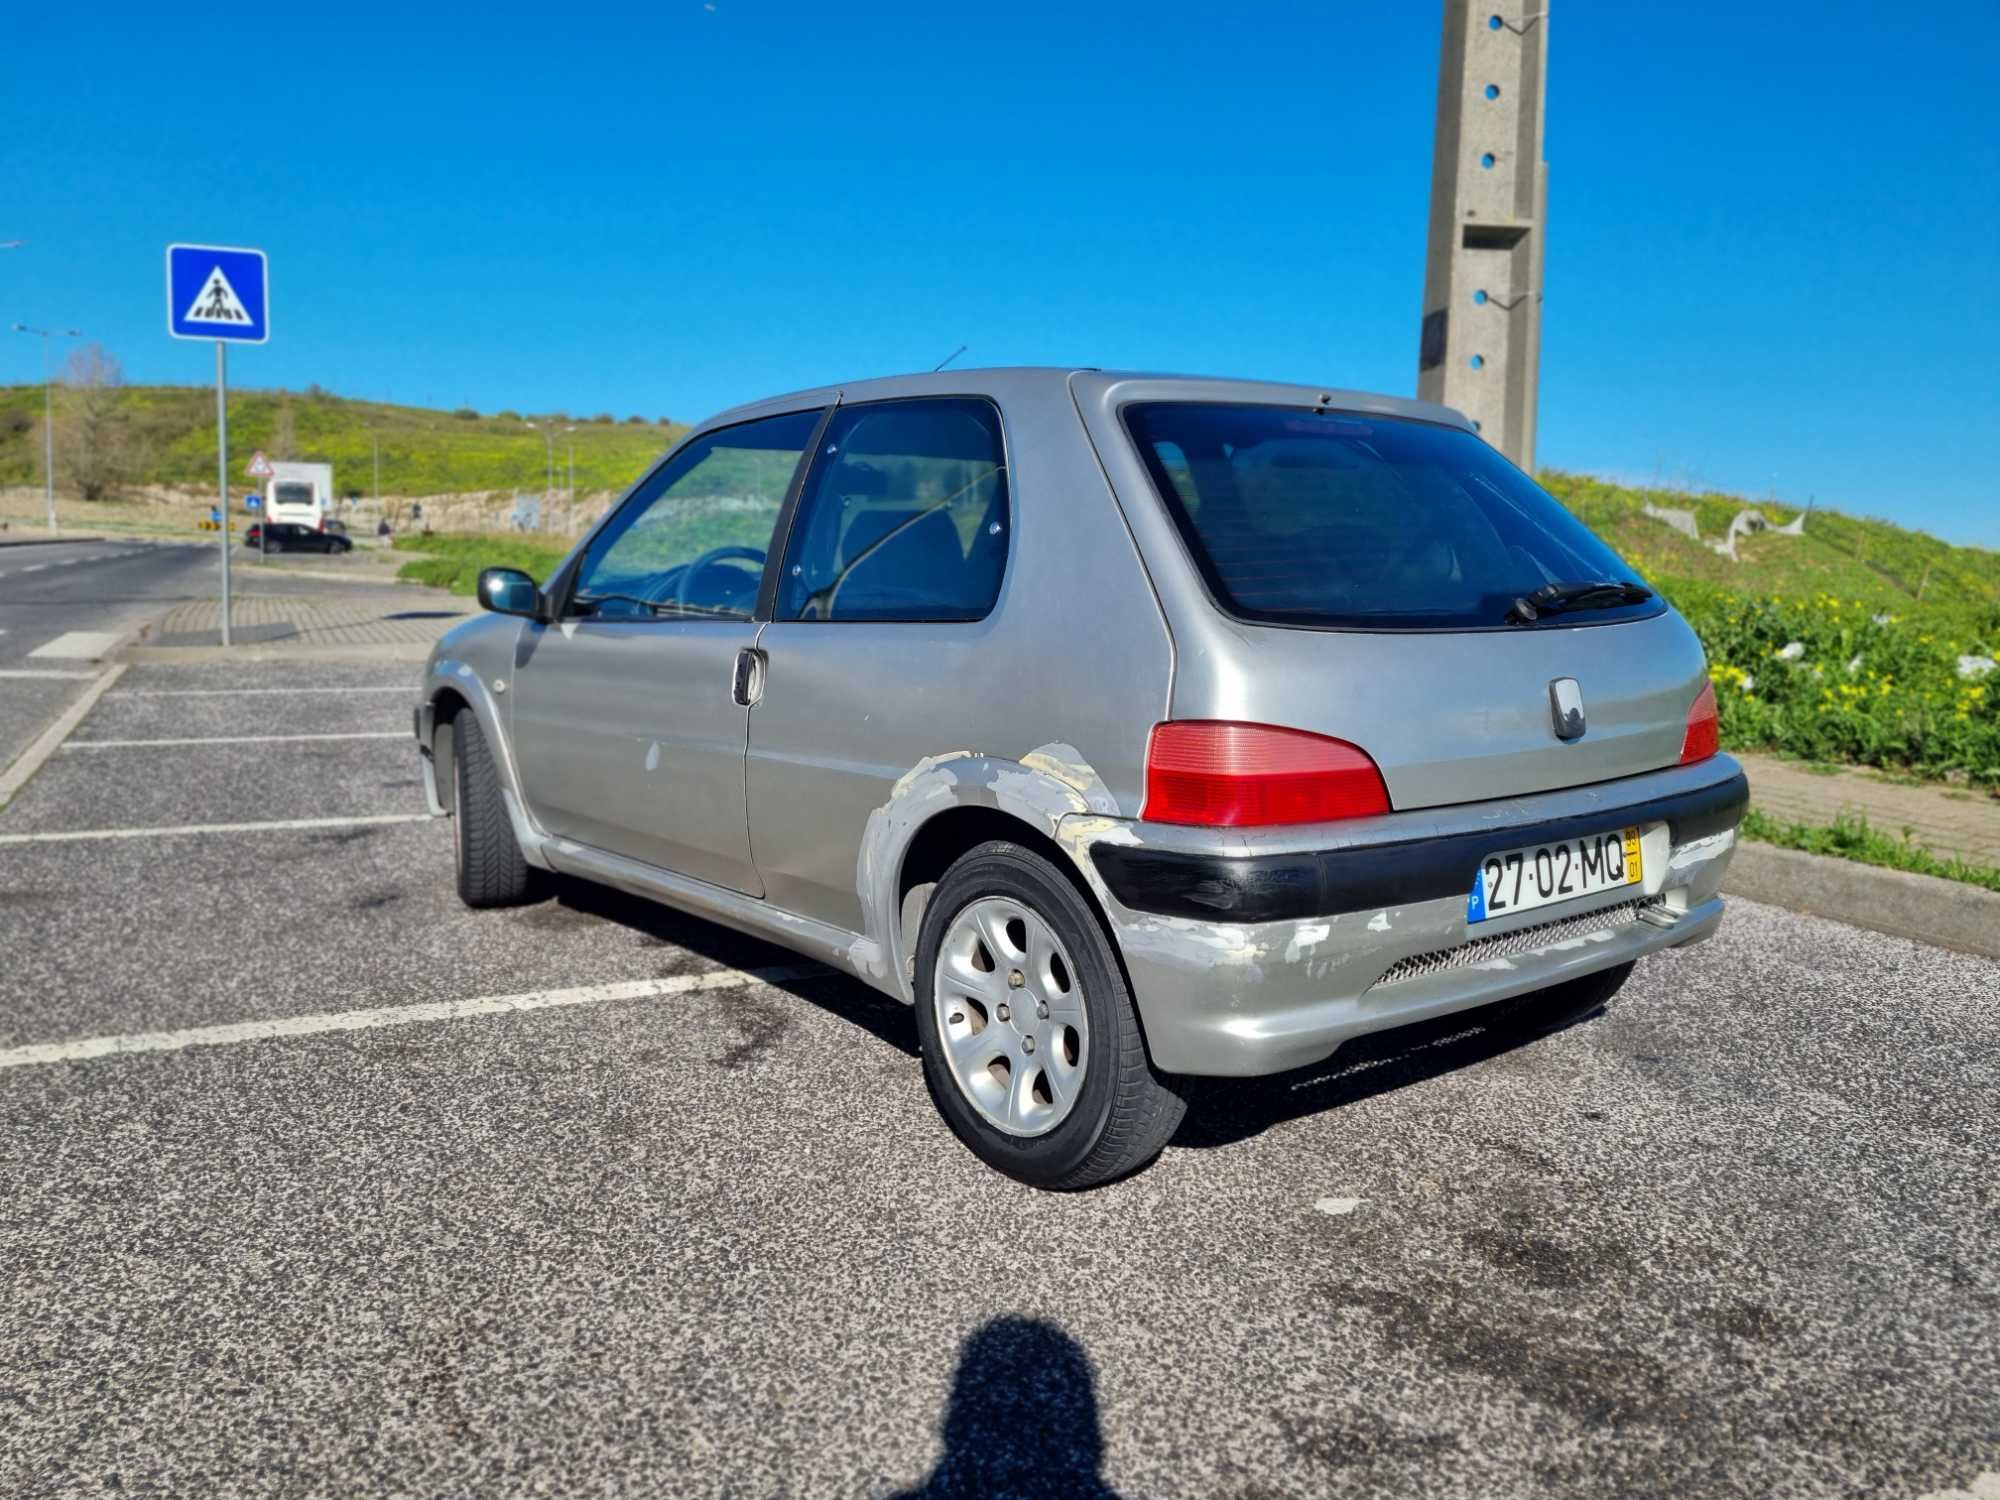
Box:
166 244 268 343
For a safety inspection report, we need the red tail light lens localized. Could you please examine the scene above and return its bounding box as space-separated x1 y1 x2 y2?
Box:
1143 721 1390 827
1680 679 1719 764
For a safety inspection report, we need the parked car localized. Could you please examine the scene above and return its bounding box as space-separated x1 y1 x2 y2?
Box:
413 369 1746 1188
246 521 352 554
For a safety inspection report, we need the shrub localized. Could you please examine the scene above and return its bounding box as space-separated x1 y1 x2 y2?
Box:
452 407 479 420
1665 576 2000 784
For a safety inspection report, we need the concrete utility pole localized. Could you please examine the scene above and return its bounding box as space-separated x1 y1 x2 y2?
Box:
1418 1 1549 471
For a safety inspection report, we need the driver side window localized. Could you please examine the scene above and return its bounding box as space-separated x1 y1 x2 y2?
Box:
568 408 821 620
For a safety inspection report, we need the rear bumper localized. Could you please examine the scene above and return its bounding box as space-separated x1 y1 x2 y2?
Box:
1078 757 1746 1076
1093 769 1745 922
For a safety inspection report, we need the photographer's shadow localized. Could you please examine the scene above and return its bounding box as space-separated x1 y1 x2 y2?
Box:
888 1316 1122 1499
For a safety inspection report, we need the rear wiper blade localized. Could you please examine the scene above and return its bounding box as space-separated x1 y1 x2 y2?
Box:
1505 580 1653 624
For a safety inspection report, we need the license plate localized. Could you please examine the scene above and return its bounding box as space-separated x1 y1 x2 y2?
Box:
1467 827 1642 922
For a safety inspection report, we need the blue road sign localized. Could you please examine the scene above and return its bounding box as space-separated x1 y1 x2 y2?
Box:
166 244 268 343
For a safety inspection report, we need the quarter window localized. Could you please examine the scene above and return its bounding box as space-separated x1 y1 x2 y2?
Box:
568 409 820 620
776 398 1008 622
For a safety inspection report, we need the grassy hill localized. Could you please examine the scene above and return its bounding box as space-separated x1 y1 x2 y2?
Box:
0 383 688 498
1541 472 2000 616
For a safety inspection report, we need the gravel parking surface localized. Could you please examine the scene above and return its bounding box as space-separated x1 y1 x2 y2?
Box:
1 661 1993 1499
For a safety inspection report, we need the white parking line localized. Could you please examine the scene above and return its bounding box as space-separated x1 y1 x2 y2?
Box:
0 664 127 811
0 668 98 681
109 686 410 698
0 965 827 1070
62 732 406 751
0 812 430 845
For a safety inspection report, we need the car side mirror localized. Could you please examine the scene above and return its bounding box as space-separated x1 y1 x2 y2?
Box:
477 566 542 620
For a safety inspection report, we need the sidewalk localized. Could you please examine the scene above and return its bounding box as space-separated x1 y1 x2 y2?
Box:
125 588 470 664
1736 751 2000 866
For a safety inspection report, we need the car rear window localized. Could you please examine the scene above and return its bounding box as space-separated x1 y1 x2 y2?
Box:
1122 403 1661 631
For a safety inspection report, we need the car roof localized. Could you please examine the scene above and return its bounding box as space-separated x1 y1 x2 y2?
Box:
695 367 1471 435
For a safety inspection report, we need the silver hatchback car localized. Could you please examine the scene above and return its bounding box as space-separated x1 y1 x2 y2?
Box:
414 369 1746 1188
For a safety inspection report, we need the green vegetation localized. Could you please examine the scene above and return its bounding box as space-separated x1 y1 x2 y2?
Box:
1671 582 1995 784
1538 471 2000 614
1739 808 2000 893
0 383 686 498
1534 472 1999 786
391 533 570 594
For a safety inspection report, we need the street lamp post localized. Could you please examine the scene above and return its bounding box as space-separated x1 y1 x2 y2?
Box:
11 322 83 533
565 427 577 533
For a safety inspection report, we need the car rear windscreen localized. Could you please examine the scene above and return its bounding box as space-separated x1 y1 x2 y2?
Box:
1123 403 1660 631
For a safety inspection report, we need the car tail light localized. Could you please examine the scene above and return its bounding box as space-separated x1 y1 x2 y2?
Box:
1143 721 1390 827
1680 679 1719 764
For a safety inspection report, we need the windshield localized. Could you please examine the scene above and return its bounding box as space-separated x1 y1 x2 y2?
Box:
1122 403 1661 631
272 483 315 508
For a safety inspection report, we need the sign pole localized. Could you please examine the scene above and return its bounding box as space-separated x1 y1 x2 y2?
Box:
167 243 266 647
216 339 232 647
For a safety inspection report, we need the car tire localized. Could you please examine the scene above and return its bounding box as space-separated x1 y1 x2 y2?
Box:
451 711 538 908
1486 960 1635 1035
913 840 1187 1189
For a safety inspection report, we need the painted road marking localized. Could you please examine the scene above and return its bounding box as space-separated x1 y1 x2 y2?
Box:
0 665 127 811
20 563 46 573
0 965 828 1070
0 812 430 846
108 686 410 698
28 630 126 660
0 668 98 681
62 732 406 751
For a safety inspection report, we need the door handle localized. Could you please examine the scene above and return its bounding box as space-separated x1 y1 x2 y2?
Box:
731 647 767 707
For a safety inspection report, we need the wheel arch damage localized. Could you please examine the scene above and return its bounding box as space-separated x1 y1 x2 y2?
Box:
860 744 1124 1003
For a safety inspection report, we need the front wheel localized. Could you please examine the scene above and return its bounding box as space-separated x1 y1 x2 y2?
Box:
913 840 1186 1189
450 710 538 908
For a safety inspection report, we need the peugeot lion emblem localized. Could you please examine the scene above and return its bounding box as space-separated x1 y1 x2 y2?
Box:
1549 678 1586 741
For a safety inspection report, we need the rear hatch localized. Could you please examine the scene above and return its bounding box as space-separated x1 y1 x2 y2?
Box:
1109 396 1708 811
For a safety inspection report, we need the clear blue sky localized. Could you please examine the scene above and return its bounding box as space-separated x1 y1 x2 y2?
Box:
4 1 1995 543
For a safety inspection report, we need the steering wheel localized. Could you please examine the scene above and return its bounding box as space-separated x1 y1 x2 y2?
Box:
673 545 766 611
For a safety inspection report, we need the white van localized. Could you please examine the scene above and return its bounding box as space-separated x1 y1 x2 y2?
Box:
265 462 335 531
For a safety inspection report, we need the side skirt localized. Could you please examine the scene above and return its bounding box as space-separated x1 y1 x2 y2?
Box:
539 836 899 1002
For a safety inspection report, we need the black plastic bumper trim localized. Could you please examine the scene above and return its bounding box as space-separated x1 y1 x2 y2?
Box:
1091 770 1749 924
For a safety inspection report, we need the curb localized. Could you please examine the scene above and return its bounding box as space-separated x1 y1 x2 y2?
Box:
120 643 435 665
0 534 105 548
0 664 127 810
1723 841 2000 960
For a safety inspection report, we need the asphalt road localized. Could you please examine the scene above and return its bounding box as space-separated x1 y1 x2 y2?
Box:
0 540 216 772
0 538 388 773
1 659 1995 1499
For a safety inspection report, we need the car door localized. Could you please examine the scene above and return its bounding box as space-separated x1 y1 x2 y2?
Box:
746 397 1012 930
509 406 823 894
